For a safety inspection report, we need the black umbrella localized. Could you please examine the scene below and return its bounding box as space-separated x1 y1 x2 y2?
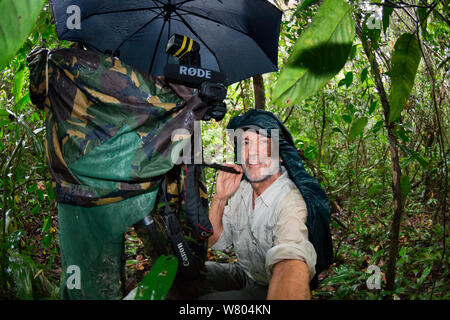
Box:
49 0 282 85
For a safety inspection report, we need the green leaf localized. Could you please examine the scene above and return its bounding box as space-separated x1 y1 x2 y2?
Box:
0 118 11 126
7 253 35 299
347 103 356 114
0 0 46 71
388 33 421 123
367 184 382 197
272 0 355 107
348 117 368 141
36 189 44 202
417 7 429 37
396 126 410 142
382 4 393 35
135 255 178 300
400 175 411 198
399 144 428 168
13 65 26 103
361 68 368 83
41 234 52 248
368 100 378 115
417 265 432 286
46 181 55 202
304 145 318 160
342 114 352 124
31 204 40 214
343 71 353 88
15 91 31 112
20 119 44 154
371 120 384 133
42 217 51 233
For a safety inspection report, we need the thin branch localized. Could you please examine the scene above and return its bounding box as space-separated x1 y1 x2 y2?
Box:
283 105 296 124
12 178 51 194
369 0 432 9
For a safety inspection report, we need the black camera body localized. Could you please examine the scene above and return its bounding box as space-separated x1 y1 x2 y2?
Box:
163 34 228 121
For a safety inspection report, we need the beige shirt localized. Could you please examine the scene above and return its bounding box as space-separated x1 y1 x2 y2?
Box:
212 169 317 285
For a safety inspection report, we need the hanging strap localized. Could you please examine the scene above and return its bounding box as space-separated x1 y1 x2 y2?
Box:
160 179 200 280
184 164 213 239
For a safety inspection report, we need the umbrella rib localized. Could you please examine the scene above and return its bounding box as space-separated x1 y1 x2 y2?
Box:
152 0 167 8
175 0 196 7
167 15 170 66
149 19 167 74
83 7 161 18
173 11 223 72
114 11 165 52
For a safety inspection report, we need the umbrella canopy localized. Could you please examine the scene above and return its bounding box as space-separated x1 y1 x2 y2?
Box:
50 0 282 85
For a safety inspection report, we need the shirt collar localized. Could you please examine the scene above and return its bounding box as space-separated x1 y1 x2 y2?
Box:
258 167 288 207
241 167 288 208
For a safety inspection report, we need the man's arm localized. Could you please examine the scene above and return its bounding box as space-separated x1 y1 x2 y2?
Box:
208 196 227 247
265 188 317 300
208 164 243 248
267 259 310 300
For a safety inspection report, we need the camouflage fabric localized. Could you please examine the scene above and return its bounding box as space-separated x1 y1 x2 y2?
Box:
27 47 211 299
28 47 209 207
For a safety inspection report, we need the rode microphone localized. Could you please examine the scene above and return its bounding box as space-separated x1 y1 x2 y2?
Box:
164 34 228 121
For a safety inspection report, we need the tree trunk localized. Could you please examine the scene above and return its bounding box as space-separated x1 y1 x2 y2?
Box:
357 23 404 293
384 129 404 291
316 94 326 181
252 74 266 110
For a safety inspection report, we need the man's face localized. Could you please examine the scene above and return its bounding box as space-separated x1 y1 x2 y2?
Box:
240 130 280 183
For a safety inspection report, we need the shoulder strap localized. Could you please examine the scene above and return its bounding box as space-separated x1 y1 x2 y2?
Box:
160 178 201 280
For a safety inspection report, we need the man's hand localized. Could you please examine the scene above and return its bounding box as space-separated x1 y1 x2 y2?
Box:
208 164 243 247
214 164 243 201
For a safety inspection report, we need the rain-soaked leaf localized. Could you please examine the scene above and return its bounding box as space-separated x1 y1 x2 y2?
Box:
0 0 46 71
272 0 355 107
135 255 178 300
388 33 421 123
348 117 368 141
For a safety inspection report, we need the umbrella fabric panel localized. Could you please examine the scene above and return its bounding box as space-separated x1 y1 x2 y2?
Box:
177 0 281 64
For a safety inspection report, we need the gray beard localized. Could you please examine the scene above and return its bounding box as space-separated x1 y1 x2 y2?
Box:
244 163 280 183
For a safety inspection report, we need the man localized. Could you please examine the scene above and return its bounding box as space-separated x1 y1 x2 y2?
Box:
196 110 319 300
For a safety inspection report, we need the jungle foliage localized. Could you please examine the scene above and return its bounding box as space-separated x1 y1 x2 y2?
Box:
0 0 448 300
